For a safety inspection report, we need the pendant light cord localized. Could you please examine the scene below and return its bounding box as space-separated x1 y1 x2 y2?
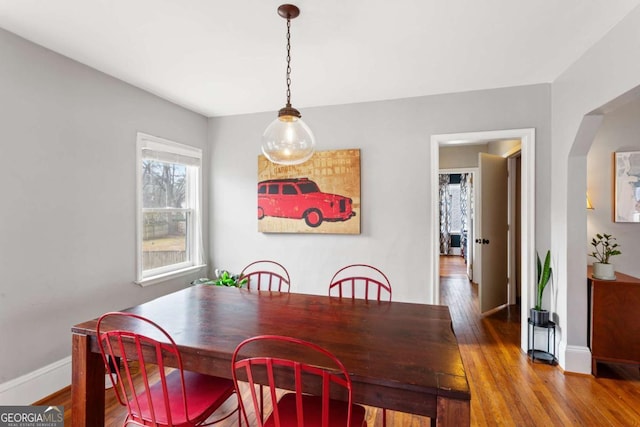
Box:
285 17 292 107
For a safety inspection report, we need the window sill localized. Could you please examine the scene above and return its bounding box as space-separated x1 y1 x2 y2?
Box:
135 264 207 287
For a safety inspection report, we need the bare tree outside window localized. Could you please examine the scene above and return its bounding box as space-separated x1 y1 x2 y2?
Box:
142 160 189 271
142 161 186 208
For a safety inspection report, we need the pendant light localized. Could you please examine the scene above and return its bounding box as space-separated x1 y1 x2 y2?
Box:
261 4 316 165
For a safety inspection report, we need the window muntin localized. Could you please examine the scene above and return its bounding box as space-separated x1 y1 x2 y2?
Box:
136 133 204 284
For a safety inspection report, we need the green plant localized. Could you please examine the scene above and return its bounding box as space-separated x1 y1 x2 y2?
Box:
191 270 247 288
589 233 621 264
535 250 552 311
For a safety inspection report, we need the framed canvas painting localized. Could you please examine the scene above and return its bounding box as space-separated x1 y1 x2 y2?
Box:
614 151 640 223
257 149 361 234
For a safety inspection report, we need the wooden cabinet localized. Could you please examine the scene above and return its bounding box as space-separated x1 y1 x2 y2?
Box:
588 267 640 376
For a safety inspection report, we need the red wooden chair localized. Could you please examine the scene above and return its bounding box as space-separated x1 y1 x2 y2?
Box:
238 260 291 416
240 260 291 292
328 264 392 302
232 335 366 427
97 312 237 427
328 264 391 425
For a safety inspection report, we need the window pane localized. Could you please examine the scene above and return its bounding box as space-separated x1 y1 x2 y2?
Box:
450 184 462 233
298 182 319 193
142 212 188 271
142 160 187 208
282 184 297 195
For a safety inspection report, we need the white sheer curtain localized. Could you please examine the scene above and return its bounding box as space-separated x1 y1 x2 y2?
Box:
439 174 451 255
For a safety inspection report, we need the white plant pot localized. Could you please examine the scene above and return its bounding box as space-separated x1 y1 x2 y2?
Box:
592 262 615 280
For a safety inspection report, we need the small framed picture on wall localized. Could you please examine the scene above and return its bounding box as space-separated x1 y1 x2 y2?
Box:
614 151 640 222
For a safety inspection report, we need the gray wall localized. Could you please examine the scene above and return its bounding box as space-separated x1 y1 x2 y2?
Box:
0 29 208 384
209 84 551 304
551 4 640 371
587 96 640 278
487 139 521 157
439 140 520 169
439 144 487 168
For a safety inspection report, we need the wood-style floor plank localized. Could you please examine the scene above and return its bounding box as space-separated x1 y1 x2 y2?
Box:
39 255 640 425
439 255 640 426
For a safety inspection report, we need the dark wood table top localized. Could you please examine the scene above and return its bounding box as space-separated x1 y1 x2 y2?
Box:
73 285 470 416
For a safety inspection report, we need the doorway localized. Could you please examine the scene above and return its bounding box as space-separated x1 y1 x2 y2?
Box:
438 169 476 281
430 129 535 353
439 148 520 312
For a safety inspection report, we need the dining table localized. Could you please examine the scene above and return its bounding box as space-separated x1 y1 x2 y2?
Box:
71 285 470 426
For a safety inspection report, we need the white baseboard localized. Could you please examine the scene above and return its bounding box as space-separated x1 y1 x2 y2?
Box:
0 357 71 405
560 343 592 374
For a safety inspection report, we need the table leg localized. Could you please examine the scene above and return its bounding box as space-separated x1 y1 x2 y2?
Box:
72 333 105 427
436 397 470 426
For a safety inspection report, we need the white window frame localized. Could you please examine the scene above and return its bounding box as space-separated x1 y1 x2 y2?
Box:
135 132 205 286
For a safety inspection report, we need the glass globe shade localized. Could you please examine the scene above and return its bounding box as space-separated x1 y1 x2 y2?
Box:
261 114 316 165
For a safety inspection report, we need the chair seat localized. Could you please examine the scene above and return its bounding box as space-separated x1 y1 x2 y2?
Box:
265 393 367 427
130 370 235 426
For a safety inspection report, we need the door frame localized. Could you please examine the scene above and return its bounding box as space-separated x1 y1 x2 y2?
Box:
507 152 521 305
430 128 535 353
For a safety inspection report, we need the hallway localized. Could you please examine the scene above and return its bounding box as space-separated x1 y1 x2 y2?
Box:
440 255 640 425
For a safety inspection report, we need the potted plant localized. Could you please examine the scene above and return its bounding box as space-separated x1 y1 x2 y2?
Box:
530 250 552 326
589 233 621 280
191 269 248 288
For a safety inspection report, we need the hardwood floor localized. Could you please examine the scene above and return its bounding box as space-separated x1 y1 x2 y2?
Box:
440 255 640 426
41 256 640 425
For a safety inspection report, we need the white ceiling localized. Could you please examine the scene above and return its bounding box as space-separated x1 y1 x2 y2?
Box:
1 0 639 117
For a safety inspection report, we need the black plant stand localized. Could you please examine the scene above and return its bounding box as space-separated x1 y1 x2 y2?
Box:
527 318 556 364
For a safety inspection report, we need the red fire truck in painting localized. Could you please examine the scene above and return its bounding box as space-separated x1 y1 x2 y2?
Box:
257 178 356 227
